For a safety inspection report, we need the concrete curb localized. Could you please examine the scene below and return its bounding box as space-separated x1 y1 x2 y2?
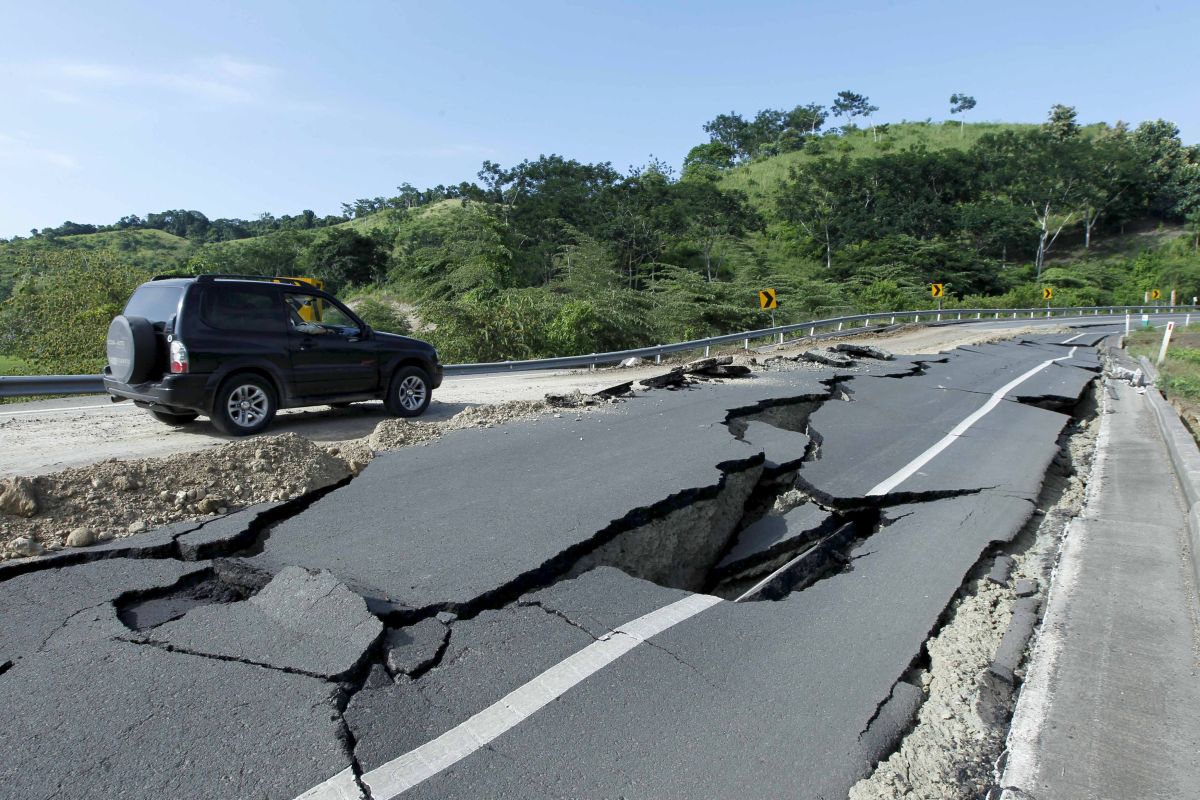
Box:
1137 355 1200 599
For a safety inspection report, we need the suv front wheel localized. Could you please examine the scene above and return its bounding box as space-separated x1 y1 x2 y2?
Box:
211 374 277 436
385 366 432 417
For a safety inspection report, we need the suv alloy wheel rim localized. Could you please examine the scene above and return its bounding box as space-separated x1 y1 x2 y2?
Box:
227 384 269 428
397 375 427 411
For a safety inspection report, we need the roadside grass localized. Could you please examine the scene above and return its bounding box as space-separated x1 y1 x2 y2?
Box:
0 354 29 375
1127 328 1200 434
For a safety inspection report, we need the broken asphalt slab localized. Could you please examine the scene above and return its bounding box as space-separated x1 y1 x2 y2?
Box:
0 637 353 800
249 373 835 615
0 557 210 667
130 566 382 680
372 493 1035 800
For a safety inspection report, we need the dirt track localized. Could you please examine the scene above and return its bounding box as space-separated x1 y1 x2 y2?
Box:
0 322 1069 479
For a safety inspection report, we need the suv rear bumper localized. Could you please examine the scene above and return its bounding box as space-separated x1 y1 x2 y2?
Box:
104 373 210 413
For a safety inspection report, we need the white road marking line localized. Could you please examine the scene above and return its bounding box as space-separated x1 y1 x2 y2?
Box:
293 767 364 800
734 345 1082 603
0 402 133 417
296 593 722 800
1062 333 1086 343
865 347 1078 498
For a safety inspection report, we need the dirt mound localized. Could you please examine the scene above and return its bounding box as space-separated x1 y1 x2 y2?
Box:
1 433 351 557
367 419 443 450
442 399 554 430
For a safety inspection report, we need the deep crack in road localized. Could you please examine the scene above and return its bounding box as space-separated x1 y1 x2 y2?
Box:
0 331 1107 800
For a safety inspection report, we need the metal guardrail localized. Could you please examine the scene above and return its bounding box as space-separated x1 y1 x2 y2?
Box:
2 304 1195 397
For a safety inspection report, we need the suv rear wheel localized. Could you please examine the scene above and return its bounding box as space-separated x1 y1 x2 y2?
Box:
211 374 277 436
385 366 432 417
149 409 199 426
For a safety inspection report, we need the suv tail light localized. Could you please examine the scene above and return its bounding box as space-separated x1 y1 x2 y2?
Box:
170 340 189 374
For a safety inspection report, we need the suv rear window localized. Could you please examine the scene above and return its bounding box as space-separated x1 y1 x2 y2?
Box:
124 284 184 325
200 286 285 333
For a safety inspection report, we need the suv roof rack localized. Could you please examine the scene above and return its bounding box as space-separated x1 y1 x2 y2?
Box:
193 274 310 287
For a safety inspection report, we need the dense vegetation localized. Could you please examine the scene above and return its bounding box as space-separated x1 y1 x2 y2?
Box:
3 95 1200 373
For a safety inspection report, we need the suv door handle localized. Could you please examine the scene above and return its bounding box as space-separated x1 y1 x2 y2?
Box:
298 338 316 351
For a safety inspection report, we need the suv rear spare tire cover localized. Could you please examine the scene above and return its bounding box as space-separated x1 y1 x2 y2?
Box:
106 315 157 384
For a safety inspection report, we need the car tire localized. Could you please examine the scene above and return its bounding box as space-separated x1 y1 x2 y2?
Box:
149 409 199 425
211 374 277 436
384 366 432 417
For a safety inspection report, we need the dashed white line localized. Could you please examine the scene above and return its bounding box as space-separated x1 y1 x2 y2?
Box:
1062 333 1086 343
297 593 722 800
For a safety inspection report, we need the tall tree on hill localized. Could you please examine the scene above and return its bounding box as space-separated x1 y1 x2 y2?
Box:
703 113 751 161
976 129 1088 279
949 93 976 136
832 91 880 140
786 103 827 135
1045 104 1080 140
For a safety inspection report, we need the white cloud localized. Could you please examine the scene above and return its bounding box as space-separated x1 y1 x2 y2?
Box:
40 54 281 104
0 133 78 169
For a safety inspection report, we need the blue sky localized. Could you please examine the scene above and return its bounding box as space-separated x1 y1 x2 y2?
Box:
1 0 1197 238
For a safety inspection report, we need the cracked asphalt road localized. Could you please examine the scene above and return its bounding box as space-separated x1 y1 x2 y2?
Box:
0 328 1110 800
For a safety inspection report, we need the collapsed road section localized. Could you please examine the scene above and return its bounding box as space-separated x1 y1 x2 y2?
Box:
0 332 1106 800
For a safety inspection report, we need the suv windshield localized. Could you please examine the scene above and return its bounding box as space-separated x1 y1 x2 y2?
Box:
124 284 184 325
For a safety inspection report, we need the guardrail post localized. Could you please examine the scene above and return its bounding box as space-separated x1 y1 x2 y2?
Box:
1187 313 1191 328
936 313 942 321
809 326 815 337
890 316 895 325
656 351 662 364
704 345 710 357
744 338 749 350
778 332 784 344
957 312 962 320
976 312 980 319
837 322 843 331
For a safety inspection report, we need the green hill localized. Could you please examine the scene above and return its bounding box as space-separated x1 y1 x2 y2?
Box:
720 121 1047 203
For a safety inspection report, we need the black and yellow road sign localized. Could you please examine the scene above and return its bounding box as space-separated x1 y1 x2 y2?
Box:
1042 286 1053 301
1150 289 1162 300
930 283 944 298
758 288 778 310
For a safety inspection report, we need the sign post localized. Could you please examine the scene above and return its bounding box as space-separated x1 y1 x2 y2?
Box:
1157 321 1176 366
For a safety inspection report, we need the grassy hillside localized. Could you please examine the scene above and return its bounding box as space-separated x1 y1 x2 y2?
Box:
720 120 1041 202
0 228 195 300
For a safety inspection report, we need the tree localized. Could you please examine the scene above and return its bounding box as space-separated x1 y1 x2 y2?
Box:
677 178 762 282
832 91 880 140
1045 104 1080 140
976 129 1088 279
682 142 736 180
298 228 388 290
786 103 827 134
949 93 976 135
702 113 751 161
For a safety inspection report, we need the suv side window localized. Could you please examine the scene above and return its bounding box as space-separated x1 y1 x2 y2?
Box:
284 292 361 336
200 286 286 332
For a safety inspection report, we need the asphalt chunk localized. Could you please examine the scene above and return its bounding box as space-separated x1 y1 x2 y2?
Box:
133 566 382 680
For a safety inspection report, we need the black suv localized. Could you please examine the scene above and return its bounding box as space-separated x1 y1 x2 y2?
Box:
104 275 443 436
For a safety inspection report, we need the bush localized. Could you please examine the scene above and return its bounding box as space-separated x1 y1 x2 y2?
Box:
352 295 411 335
0 252 151 373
